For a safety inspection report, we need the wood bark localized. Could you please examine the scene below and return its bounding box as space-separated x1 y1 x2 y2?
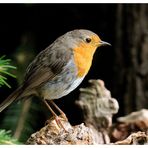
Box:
113 4 148 114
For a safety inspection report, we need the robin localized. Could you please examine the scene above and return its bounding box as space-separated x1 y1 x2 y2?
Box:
0 29 111 130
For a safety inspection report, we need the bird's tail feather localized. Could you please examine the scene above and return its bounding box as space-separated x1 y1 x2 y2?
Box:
0 86 24 112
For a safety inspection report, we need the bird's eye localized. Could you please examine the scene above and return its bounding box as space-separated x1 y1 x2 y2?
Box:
85 38 91 43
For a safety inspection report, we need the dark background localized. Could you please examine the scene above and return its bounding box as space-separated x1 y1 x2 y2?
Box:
0 4 148 142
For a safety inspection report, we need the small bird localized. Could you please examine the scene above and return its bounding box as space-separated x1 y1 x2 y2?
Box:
0 29 110 130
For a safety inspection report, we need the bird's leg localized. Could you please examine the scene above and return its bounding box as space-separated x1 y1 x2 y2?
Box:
43 99 67 132
50 100 68 121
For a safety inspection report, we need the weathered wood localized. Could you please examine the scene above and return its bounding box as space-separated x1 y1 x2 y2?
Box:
76 79 119 144
110 109 148 143
26 116 95 145
115 131 148 145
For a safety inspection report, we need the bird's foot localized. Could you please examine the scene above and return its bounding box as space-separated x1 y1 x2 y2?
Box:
59 113 68 122
54 116 68 132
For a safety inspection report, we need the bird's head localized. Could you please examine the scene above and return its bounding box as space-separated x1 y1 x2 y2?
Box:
68 29 111 56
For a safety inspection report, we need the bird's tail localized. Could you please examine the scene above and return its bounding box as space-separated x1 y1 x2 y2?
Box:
0 85 24 112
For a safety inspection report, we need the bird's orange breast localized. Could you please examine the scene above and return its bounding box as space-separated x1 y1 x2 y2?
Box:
73 42 96 78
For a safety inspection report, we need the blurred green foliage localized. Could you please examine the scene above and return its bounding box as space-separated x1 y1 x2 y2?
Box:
0 56 16 88
0 130 21 144
0 56 21 144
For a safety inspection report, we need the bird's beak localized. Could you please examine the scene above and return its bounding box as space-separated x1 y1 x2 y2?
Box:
99 40 111 47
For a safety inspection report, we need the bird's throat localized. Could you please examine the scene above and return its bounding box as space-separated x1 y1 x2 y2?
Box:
73 44 95 78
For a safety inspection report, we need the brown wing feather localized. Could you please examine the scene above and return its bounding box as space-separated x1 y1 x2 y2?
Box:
23 44 72 90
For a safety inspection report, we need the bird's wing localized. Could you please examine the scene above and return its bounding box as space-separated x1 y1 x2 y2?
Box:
23 44 73 90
